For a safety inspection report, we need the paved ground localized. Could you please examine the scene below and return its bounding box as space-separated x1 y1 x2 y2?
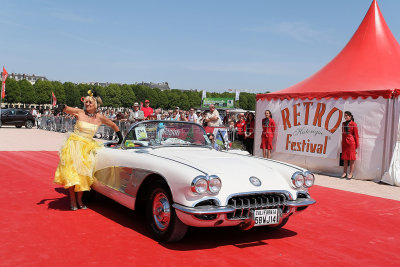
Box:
1 126 399 201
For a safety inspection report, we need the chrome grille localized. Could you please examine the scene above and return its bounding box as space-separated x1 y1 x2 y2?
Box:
227 193 288 220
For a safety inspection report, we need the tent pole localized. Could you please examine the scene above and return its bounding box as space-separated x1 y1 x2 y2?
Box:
387 97 397 168
381 98 392 179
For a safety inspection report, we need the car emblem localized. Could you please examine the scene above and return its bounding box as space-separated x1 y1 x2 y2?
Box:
249 176 261 187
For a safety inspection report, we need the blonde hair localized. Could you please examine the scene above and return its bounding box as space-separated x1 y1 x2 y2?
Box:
84 95 102 109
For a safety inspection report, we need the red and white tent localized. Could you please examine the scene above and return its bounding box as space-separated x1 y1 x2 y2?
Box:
255 0 400 185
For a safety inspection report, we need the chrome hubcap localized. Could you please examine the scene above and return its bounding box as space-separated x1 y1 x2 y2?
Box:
152 192 171 231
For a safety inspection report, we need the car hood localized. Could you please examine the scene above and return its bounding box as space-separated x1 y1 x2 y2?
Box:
149 147 294 191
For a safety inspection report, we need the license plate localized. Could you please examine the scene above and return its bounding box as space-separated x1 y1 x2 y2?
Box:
254 209 279 226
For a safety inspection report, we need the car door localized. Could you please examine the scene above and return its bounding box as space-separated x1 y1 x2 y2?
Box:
15 110 28 124
2 109 15 125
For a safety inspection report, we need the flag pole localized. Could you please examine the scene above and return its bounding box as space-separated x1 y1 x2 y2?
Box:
0 67 3 127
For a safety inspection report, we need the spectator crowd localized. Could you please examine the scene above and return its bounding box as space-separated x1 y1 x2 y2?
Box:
29 100 258 155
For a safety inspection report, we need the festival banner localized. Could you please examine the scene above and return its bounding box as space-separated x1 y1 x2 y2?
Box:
51 92 57 106
235 90 240 101
202 90 206 100
1 67 8 99
202 98 234 108
275 99 343 159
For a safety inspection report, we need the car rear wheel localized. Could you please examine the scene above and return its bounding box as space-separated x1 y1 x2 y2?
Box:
145 181 188 243
25 120 34 129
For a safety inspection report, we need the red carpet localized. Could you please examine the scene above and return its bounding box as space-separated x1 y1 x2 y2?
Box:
1 151 400 266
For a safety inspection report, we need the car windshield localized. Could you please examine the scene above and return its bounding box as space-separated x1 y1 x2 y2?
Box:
123 121 210 148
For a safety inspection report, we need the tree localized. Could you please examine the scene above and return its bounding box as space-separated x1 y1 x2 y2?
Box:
3 78 20 104
165 90 181 109
157 90 169 109
238 93 249 110
237 92 256 110
34 80 53 105
64 82 81 107
104 84 122 107
147 88 160 108
19 80 35 104
132 85 149 103
179 94 190 110
186 90 202 109
76 83 91 100
120 84 136 107
52 81 65 104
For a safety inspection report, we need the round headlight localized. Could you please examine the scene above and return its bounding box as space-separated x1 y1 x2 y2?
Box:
291 172 304 188
304 172 315 187
191 176 208 194
208 175 222 194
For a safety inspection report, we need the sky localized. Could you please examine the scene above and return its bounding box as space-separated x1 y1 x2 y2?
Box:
1 0 400 93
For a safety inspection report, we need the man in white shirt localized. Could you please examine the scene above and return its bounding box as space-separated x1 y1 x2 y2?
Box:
31 107 38 127
188 108 198 124
205 104 221 127
129 102 145 122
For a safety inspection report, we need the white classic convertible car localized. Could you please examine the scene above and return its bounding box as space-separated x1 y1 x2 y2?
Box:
92 121 316 242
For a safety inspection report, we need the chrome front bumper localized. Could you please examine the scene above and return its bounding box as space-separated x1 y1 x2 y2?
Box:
173 197 316 228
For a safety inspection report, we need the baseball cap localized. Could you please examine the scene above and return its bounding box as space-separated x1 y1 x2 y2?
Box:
175 106 180 109
145 100 150 103
133 102 139 106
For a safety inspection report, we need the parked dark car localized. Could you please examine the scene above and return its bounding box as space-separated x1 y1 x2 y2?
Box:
0 108 36 128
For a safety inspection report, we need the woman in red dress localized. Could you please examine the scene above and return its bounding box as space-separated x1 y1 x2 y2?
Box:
235 113 246 143
341 111 359 179
260 110 276 158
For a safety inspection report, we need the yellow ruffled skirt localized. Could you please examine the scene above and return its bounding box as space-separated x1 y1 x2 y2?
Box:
54 133 103 192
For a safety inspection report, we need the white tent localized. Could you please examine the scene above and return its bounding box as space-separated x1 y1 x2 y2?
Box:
255 0 400 186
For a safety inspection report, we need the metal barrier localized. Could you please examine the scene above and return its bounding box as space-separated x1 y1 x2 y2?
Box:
36 116 133 140
36 117 237 143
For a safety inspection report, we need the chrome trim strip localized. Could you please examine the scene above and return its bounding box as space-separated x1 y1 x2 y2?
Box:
286 198 316 207
173 203 235 215
225 190 294 205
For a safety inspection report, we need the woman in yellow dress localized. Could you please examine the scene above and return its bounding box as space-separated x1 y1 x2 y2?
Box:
54 91 123 210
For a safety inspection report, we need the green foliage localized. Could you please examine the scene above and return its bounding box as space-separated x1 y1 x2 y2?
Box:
34 80 53 104
4 78 20 103
104 84 122 107
238 92 256 110
120 84 136 108
132 85 149 103
52 81 65 104
64 82 81 107
19 80 35 104
76 84 91 99
3 78 257 110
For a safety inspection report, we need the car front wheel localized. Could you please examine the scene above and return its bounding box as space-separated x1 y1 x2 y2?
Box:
145 181 188 243
25 120 34 129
